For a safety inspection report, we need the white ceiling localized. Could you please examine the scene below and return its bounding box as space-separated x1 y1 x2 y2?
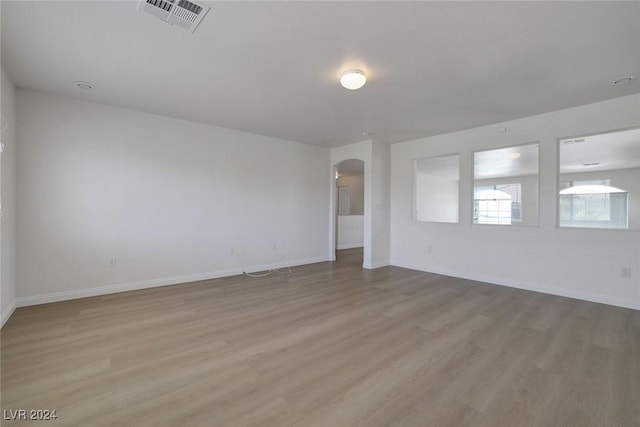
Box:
415 154 459 180
560 127 640 173
474 143 540 180
415 144 540 180
416 128 640 179
2 1 639 147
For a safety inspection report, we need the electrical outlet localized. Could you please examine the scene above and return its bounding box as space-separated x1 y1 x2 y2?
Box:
621 267 631 278
272 243 278 251
427 246 432 253
227 247 234 255
109 258 117 268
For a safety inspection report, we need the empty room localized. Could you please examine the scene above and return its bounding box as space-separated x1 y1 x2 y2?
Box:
1 1 639 426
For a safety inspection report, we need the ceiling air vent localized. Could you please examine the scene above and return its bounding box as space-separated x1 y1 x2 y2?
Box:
138 0 210 33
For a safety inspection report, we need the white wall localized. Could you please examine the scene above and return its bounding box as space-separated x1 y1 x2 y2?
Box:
337 215 364 249
336 174 364 215
371 140 390 268
1 66 17 326
391 94 640 310
416 174 459 223
16 90 330 305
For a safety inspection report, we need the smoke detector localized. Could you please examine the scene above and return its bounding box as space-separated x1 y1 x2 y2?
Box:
138 0 210 33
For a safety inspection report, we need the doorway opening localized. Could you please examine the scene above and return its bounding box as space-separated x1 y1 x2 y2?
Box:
334 159 364 267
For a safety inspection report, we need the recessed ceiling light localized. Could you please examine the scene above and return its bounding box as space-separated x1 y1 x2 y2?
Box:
510 152 521 159
73 81 93 90
340 70 366 90
613 76 635 85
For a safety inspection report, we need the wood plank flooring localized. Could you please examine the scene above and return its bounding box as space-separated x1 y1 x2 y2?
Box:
2 248 639 426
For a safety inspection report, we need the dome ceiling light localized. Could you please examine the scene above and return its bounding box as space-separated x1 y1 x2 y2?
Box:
340 70 366 90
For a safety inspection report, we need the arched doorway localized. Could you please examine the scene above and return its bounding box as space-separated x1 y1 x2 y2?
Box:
334 159 364 266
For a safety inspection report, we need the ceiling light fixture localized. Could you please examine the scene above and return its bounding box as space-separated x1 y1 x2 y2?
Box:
74 81 93 90
560 185 625 195
510 152 521 159
340 70 366 90
613 76 635 85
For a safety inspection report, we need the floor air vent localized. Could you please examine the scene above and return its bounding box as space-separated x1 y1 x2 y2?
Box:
138 0 210 33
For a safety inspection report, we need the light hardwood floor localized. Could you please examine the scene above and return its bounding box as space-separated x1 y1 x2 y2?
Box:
2 248 639 427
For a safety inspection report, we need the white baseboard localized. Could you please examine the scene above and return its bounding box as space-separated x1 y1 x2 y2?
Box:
1 299 16 328
16 257 636 311
337 243 364 250
364 260 390 270
390 260 640 311
16 256 329 308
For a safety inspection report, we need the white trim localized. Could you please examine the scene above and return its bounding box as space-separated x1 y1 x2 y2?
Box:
16 257 329 308
336 243 364 250
390 260 640 311
1 299 16 328
372 260 390 269
363 260 390 270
